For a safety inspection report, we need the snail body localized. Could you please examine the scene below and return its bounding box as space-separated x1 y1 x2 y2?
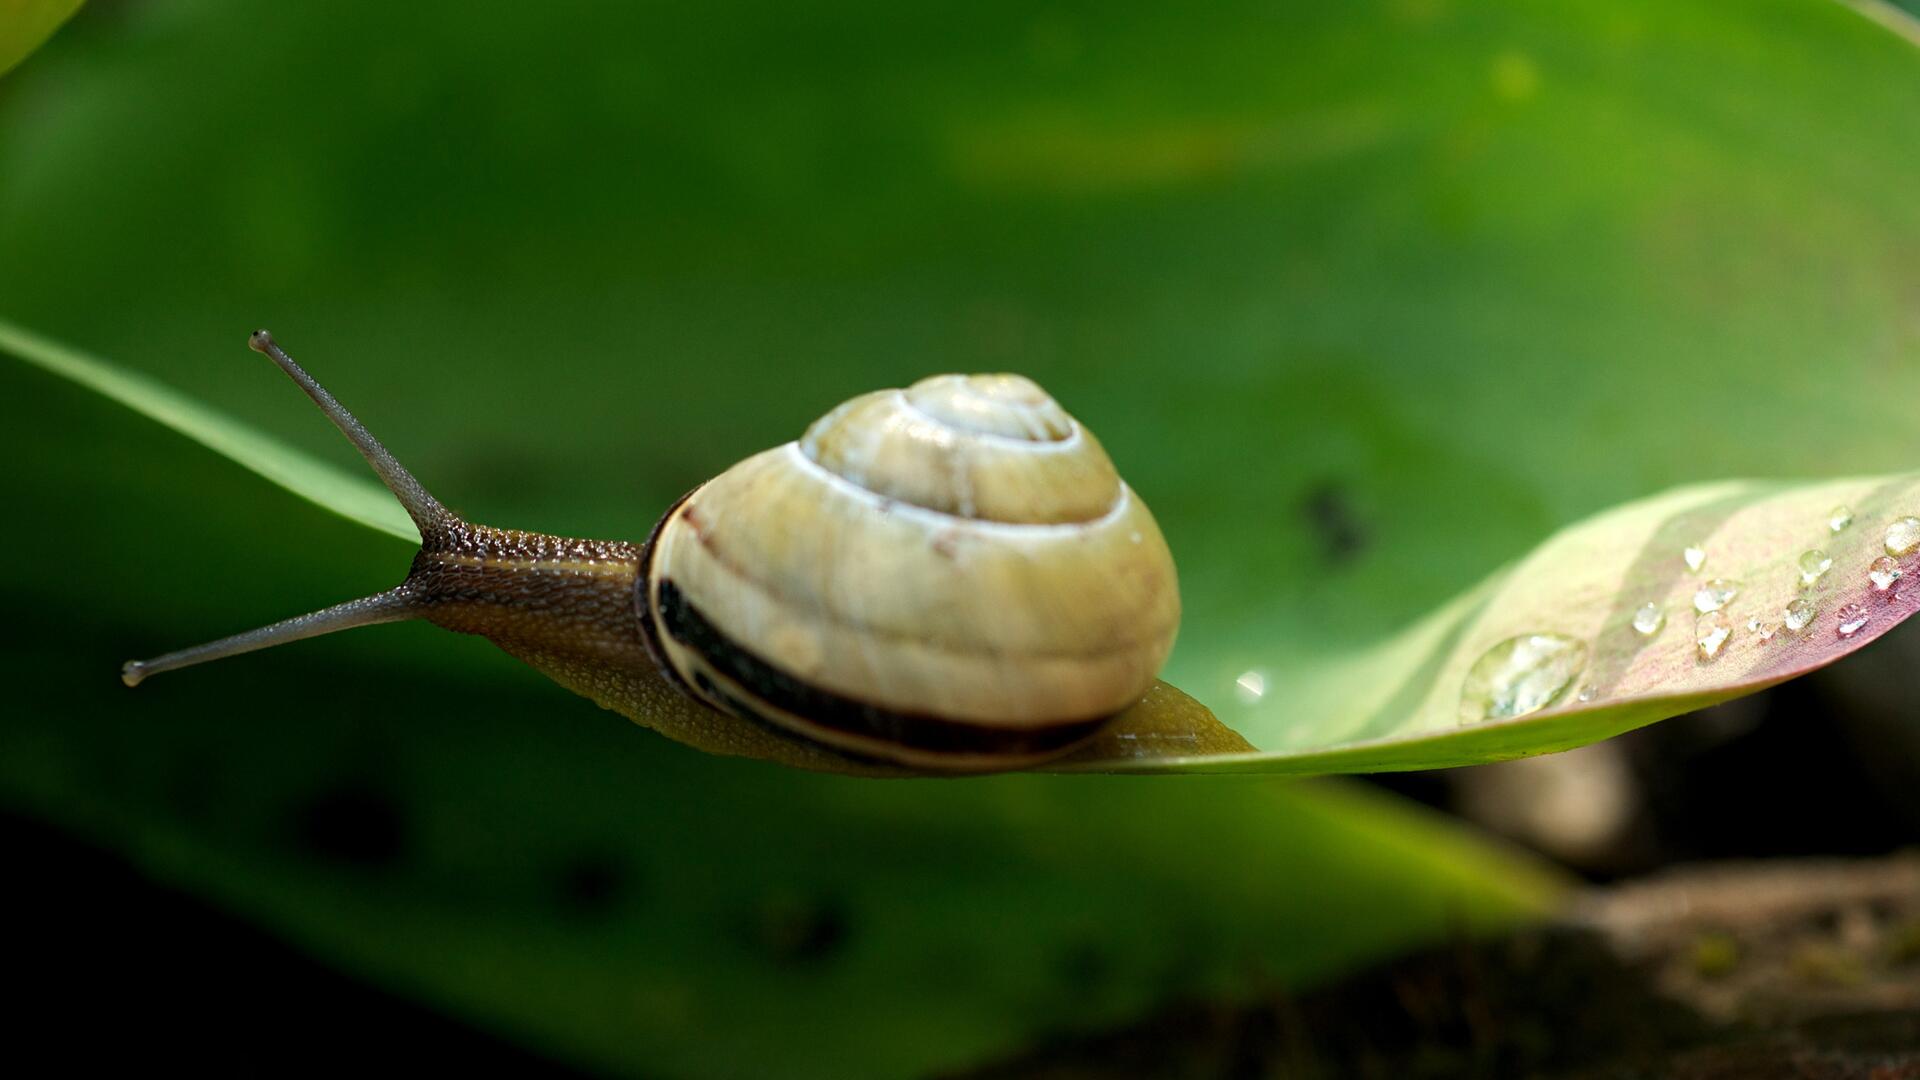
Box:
122 333 1182 774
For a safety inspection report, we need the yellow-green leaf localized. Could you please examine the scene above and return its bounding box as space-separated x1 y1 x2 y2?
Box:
0 0 81 78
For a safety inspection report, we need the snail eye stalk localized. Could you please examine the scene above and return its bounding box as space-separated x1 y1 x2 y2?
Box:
246 329 456 536
122 330 450 687
120 587 418 687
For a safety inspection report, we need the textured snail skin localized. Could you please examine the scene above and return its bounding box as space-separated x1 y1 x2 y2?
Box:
401 519 1244 776
641 374 1183 771
401 520 890 773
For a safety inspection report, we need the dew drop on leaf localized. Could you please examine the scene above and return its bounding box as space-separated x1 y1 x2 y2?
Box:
1752 619 1778 642
1829 505 1854 533
1457 633 1588 725
1694 611 1732 660
1693 579 1739 614
1631 602 1665 636
1784 596 1818 633
1683 545 1707 573
1575 685 1595 703
1885 516 1920 557
1797 549 1832 587
1869 555 1903 592
1233 670 1267 704
1836 603 1870 638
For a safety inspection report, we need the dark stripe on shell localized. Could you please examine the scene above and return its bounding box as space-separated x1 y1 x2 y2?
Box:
689 671 893 769
634 486 702 699
654 578 1113 758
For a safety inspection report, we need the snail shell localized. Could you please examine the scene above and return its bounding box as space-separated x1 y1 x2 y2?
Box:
640 373 1181 770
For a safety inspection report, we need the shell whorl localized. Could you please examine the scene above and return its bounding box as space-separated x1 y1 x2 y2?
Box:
799 374 1122 524
642 374 1181 770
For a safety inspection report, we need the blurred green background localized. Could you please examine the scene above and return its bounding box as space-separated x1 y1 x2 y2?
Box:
3 0 1918 1076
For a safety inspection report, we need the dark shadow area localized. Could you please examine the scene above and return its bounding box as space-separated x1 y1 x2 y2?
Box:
955 856 1920 1079
1 811 593 1077
1367 667 1920 882
954 928 1715 1080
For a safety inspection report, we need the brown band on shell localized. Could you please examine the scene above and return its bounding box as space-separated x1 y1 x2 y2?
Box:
687 670 894 769
653 578 1115 758
634 485 703 700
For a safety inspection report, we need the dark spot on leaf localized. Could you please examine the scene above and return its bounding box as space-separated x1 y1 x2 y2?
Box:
554 856 629 919
289 781 407 869
1299 480 1368 565
741 892 851 967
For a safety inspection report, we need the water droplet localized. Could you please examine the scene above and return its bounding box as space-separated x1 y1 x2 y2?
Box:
1457 633 1588 725
1693 579 1739 613
1233 670 1267 704
1631 603 1665 636
1683 546 1707 573
1869 555 1903 592
1753 620 1778 643
1887 517 1920 557
1783 596 1818 633
1836 603 1870 638
1829 505 1854 533
1797 549 1833 587
1575 685 1595 703
1694 611 1732 660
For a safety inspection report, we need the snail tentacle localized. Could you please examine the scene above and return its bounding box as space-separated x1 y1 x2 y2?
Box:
247 329 457 536
120 586 420 687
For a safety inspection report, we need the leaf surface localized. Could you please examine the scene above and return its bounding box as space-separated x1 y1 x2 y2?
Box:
0 320 416 542
1070 477 1920 771
0 0 81 78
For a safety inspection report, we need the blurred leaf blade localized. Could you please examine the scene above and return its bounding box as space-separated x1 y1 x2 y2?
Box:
1841 0 1920 48
0 0 81 78
0 318 417 542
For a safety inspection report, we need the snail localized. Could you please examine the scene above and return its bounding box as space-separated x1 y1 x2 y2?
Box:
121 331 1186 774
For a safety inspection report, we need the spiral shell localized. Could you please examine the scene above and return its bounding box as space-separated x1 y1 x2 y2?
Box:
638 373 1180 770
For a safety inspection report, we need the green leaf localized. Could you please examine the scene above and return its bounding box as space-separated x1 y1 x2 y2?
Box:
1072 477 1920 772
0 0 81 78
8 655 1559 1079
0 320 416 543
0 365 1562 1077
1847 0 1920 48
